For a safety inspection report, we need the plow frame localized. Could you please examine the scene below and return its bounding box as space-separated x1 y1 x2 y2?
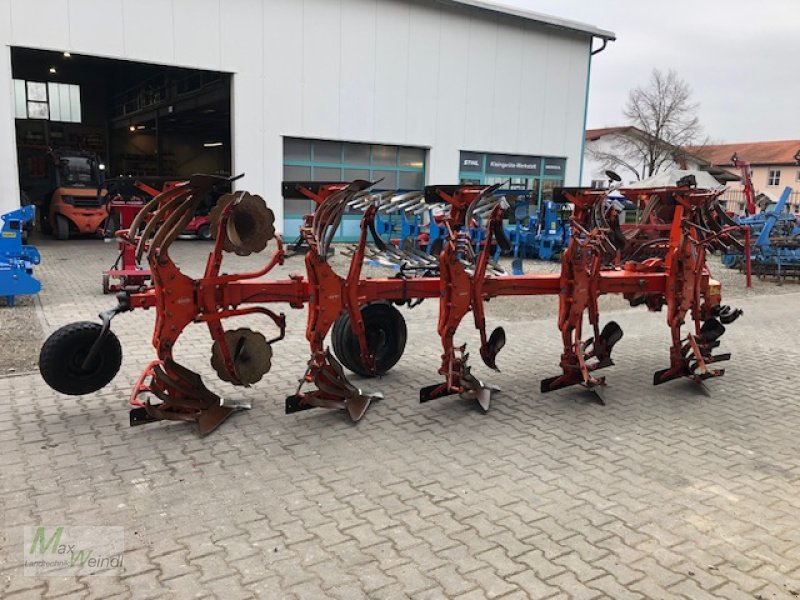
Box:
39 176 747 435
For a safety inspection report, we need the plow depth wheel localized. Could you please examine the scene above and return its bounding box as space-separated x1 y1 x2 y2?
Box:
332 302 407 377
39 321 122 395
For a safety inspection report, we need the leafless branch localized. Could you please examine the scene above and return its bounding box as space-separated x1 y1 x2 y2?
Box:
619 69 704 177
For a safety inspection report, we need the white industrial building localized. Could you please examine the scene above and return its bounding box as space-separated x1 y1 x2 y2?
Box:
0 0 614 237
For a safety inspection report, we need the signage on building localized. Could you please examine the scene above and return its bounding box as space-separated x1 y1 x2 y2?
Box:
460 152 484 172
543 157 566 176
460 151 566 178
485 154 541 176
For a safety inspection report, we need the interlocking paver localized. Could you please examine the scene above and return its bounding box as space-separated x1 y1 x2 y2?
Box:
507 569 561 598
1 240 800 599
587 574 646 600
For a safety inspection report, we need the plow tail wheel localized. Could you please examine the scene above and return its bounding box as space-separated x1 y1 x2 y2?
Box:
332 302 407 377
39 321 122 395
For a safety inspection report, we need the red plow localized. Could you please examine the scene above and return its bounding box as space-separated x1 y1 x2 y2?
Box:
39 174 745 435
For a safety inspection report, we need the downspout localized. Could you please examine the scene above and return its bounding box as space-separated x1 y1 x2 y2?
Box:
591 38 609 56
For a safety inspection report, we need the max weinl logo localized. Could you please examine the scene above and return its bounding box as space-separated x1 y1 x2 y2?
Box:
24 526 125 576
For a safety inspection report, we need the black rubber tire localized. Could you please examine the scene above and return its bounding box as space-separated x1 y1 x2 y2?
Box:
197 224 212 241
39 321 122 395
103 214 119 237
55 214 70 241
332 302 407 377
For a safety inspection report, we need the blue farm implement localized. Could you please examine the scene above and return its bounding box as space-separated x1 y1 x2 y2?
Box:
506 195 571 264
721 186 800 280
0 205 41 306
357 190 501 266
366 188 566 271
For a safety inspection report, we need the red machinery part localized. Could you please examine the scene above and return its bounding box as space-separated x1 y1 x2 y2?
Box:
103 179 190 294
731 154 757 216
103 198 151 293
40 176 746 435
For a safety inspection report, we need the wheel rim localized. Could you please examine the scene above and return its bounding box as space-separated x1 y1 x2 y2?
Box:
67 345 103 378
367 328 389 358
332 303 406 376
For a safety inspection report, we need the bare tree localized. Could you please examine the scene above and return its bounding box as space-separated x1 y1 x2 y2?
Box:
589 69 704 180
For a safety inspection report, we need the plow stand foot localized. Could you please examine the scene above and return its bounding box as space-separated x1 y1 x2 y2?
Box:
459 386 493 413
285 395 318 414
541 372 609 400
345 394 373 422
540 373 584 394
460 367 499 413
128 402 237 436
420 383 455 403
284 393 380 421
288 350 382 421
197 405 236 435
540 375 562 394
130 407 158 427
420 373 499 413
588 384 607 405
129 359 246 435
653 367 687 386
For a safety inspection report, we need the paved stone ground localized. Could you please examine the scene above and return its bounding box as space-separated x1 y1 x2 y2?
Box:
1 237 800 599
0 295 43 374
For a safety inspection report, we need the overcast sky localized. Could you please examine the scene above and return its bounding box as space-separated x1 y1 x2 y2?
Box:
502 0 799 143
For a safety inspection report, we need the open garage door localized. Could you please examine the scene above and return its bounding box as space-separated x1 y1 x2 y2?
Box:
11 48 231 238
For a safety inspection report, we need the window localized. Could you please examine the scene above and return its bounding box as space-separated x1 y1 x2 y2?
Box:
283 165 311 181
540 179 561 203
344 168 369 182
282 137 427 242
25 81 48 119
314 141 342 163
284 138 311 161
399 170 424 189
399 147 425 169
59 155 96 185
282 138 426 193
313 167 342 181
590 179 606 189
13 79 81 122
457 151 565 212
371 145 397 167
343 143 370 164
768 169 780 186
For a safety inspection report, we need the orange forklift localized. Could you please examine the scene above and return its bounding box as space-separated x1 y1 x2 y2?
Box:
42 149 109 240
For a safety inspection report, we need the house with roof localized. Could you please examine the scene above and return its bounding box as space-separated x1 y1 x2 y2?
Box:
687 140 800 214
582 126 706 188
